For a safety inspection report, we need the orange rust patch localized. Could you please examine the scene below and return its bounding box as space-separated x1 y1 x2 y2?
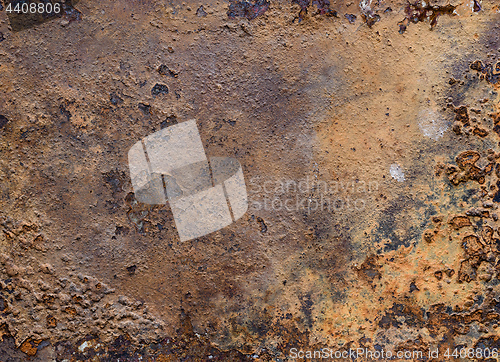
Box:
65 307 77 316
46 315 57 328
19 338 43 356
449 215 472 230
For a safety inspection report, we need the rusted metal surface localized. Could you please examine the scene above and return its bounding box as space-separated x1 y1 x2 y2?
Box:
0 0 499 360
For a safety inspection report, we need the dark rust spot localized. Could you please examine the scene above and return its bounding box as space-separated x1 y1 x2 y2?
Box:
127 265 137 275
151 83 169 97
473 0 481 12
399 1 456 33
356 255 382 288
158 65 178 78
345 13 356 23
138 103 151 115
0 115 9 129
196 5 207 17
227 0 270 20
434 270 443 280
256 217 267 233
292 0 337 22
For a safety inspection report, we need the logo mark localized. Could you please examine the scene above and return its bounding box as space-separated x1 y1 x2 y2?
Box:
128 120 248 241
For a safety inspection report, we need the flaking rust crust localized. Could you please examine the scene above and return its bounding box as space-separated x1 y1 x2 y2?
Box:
0 0 499 360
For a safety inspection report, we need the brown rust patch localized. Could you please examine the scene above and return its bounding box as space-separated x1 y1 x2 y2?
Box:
449 215 472 229
46 315 57 329
19 338 44 356
398 0 457 33
227 0 270 20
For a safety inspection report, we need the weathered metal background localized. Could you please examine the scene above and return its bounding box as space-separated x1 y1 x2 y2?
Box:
0 0 499 360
